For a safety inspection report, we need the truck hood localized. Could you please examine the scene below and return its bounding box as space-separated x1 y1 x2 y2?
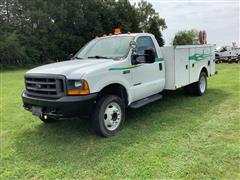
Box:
26 59 114 78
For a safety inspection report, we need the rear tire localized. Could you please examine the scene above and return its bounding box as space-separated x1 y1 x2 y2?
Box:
91 95 125 137
192 72 207 96
184 72 207 96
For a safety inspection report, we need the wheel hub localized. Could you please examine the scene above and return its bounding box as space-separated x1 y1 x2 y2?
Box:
103 102 122 131
199 76 206 93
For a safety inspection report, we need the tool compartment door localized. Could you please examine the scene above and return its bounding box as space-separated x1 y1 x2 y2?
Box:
175 48 190 88
189 47 211 83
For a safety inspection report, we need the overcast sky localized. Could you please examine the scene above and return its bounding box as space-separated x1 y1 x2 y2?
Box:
130 0 239 46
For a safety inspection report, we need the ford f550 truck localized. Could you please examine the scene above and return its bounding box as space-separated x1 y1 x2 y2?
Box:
22 33 216 137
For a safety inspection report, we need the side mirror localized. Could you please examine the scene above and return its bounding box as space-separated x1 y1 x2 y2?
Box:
131 49 156 64
144 49 155 63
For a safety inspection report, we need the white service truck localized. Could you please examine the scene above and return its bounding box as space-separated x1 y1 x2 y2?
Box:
215 46 240 63
22 33 216 137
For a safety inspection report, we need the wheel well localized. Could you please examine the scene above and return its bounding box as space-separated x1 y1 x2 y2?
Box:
99 84 128 106
201 67 208 77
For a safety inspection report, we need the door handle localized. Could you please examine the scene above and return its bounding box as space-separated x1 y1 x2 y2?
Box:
123 70 130 74
186 65 188 69
159 63 162 71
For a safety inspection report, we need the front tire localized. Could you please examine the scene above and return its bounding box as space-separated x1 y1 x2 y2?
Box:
91 95 125 137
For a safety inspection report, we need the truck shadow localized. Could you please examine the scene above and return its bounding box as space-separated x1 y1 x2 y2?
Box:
125 88 227 126
14 88 229 167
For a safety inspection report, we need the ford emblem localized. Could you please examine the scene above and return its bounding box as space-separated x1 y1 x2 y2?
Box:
35 84 42 89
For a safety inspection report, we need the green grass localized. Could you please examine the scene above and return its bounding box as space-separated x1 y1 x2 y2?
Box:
1 64 240 179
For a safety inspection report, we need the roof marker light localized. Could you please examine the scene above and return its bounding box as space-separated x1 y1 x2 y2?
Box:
114 28 121 35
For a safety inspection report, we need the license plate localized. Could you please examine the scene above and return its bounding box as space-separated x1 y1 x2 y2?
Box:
32 106 42 117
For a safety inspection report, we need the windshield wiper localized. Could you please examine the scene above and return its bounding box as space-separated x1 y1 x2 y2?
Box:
87 55 111 59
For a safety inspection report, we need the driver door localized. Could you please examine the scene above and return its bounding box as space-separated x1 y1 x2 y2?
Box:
131 36 163 102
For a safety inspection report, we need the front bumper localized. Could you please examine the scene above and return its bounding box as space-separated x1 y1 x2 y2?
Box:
22 91 97 118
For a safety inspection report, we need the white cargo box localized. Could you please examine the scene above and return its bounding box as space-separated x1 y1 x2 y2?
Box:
161 45 215 90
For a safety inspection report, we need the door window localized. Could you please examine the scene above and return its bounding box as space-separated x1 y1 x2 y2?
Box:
136 36 157 56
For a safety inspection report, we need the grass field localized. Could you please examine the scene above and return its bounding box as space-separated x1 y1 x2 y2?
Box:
1 64 240 179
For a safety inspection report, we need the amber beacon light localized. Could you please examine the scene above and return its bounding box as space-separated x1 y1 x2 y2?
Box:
114 28 121 35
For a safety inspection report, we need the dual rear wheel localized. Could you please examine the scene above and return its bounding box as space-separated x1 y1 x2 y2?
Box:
184 71 207 96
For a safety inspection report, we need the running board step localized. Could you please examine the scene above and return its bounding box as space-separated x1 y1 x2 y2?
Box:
129 94 162 109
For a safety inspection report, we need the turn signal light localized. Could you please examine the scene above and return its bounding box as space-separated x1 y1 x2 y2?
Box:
67 89 90 95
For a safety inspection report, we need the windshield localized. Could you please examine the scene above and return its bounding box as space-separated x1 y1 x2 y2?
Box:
74 36 134 59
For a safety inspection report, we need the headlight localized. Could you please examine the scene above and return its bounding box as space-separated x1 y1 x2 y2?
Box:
67 79 90 95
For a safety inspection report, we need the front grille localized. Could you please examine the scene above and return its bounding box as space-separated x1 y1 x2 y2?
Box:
25 74 66 98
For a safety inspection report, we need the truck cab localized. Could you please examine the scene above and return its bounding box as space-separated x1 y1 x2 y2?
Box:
22 33 215 137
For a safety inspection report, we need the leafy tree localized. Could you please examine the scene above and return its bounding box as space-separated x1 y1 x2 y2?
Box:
0 0 12 23
147 16 165 46
0 32 28 65
173 29 198 45
0 0 167 66
113 0 140 33
136 0 167 46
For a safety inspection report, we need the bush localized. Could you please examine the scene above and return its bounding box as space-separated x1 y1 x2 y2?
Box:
173 30 198 45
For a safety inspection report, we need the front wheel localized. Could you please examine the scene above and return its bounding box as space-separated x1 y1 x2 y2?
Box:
91 95 125 137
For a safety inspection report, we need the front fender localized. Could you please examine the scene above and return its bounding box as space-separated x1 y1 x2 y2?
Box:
90 74 133 104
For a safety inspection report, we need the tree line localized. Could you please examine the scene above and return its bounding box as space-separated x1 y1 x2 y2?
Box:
0 0 167 66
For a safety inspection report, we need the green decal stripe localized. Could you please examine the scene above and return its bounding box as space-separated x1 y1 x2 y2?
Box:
109 64 142 71
109 57 164 71
155 57 164 62
189 53 212 61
